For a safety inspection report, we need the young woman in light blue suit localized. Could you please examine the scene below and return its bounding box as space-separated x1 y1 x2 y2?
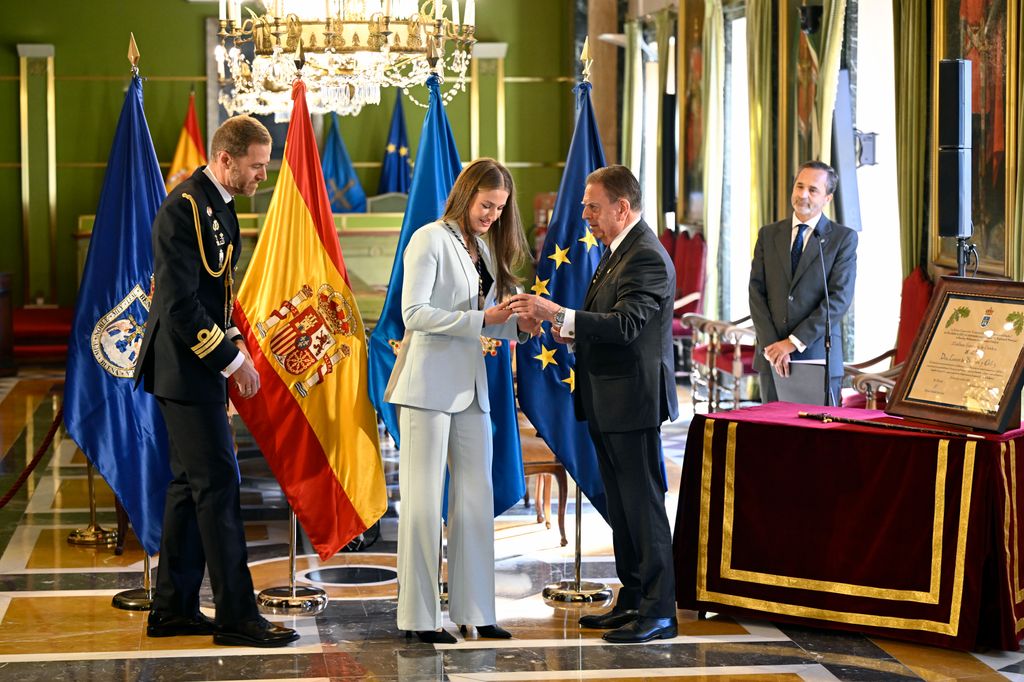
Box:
385 159 537 644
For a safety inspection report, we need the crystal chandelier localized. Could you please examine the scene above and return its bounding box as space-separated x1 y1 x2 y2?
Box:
214 0 476 117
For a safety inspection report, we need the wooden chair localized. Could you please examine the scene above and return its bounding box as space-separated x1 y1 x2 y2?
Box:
684 313 758 412
521 435 568 547
842 267 934 409
517 412 567 546
670 230 707 375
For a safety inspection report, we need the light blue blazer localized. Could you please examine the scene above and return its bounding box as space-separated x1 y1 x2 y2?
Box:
384 221 523 413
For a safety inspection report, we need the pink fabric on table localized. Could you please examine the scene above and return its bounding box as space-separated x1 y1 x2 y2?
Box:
706 401 1024 442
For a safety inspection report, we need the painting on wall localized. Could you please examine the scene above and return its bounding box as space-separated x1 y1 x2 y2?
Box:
931 0 1017 275
678 0 705 224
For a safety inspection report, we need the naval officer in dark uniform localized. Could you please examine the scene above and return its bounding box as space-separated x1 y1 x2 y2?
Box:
134 115 298 648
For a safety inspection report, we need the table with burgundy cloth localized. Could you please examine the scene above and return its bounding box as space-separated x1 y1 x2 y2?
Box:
672 402 1024 650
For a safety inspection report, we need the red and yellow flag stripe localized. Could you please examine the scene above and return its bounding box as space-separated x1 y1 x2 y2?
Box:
165 91 207 193
233 80 386 559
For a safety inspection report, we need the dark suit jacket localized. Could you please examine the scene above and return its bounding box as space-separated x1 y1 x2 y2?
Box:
573 220 679 432
748 215 858 377
134 168 242 402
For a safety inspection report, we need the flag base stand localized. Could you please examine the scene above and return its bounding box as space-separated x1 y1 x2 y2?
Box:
112 588 153 611
67 524 118 546
257 586 329 615
68 463 118 546
543 486 612 604
113 554 153 611
542 579 613 603
256 509 328 616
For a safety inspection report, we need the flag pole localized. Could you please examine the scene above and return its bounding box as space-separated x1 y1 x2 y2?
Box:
66 461 118 547
112 554 154 610
541 38 610 604
257 508 329 615
542 484 611 602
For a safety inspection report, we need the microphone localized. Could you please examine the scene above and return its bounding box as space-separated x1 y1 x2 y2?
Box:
813 229 834 407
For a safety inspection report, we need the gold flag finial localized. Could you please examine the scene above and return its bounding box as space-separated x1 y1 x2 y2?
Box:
128 32 140 69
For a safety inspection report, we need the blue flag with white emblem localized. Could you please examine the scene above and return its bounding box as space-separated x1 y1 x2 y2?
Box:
377 91 412 194
322 113 366 213
64 74 172 556
515 82 608 519
368 75 524 516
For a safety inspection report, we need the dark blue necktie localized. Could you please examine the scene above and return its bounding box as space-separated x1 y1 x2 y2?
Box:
791 224 808 275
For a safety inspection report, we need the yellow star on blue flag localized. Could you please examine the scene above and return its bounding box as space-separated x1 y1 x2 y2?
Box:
531 276 550 296
561 368 575 392
548 244 571 269
534 345 558 369
578 229 599 251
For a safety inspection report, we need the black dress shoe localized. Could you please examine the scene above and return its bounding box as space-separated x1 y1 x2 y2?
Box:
460 624 511 639
146 611 217 638
213 617 300 648
578 608 638 629
406 629 457 644
602 616 677 643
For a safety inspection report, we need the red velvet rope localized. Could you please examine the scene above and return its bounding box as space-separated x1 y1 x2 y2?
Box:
0 407 63 509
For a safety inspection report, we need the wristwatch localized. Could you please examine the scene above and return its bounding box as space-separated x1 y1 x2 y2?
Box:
553 307 566 327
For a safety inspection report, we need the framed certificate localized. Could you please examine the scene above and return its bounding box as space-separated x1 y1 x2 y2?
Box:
888 277 1024 432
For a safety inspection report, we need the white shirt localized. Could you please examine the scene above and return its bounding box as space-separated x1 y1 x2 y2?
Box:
786 213 823 355
201 166 245 377
560 214 643 341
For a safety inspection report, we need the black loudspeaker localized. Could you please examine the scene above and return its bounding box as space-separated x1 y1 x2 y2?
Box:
938 59 971 149
936 59 972 238
937 148 972 238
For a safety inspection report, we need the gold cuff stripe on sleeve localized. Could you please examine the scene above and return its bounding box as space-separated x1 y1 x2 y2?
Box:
191 327 225 359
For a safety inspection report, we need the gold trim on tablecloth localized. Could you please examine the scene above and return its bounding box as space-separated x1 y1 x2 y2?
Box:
696 418 975 636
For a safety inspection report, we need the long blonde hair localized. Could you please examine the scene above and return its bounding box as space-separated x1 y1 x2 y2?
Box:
441 158 529 299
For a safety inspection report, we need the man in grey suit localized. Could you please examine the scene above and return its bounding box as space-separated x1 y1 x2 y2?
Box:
749 160 858 405
510 165 678 644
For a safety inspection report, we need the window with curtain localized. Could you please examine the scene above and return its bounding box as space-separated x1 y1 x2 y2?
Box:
721 8 750 321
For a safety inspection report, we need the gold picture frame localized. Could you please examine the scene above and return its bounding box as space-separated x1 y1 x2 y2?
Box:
888 276 1024 433
929 0 1020 276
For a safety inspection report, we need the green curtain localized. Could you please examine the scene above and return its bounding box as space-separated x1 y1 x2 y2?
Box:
747 0 775 239
702 0 725 317
1012 9 1023 281
655 8 676 234
893 0 928 278
621 19 644 175
814 0 847 168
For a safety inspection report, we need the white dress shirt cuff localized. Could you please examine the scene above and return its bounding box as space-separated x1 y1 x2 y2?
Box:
221 350 244 378
561 308 577 337
788 334 806 353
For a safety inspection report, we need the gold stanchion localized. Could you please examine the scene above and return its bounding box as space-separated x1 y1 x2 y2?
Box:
257 508 328 615
67 461 117 546
112 554 153 610
542 486 612 603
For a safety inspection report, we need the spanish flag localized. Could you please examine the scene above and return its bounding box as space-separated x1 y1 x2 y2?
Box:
232 80 386 559
165 90 207 193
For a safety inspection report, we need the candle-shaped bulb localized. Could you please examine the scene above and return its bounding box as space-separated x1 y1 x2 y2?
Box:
581 36 589 62
451 0 460 25
435 0 442 21
219 0 227 20
464 0 474 26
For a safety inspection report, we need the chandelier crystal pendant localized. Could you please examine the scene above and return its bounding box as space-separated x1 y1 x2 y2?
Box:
215 0 476 117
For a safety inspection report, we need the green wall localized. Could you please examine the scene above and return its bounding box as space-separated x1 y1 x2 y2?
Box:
0 0 576 306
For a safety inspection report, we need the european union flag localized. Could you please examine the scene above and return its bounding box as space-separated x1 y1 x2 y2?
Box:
377 91 412 194
515 82 608 518
368 75 524 515
64 74 172 556
322 113 366 213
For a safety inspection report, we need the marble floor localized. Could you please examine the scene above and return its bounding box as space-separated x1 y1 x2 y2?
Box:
0 369 1021 681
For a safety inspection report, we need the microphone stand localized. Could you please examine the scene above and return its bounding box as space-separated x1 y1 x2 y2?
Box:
815 232 833 407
